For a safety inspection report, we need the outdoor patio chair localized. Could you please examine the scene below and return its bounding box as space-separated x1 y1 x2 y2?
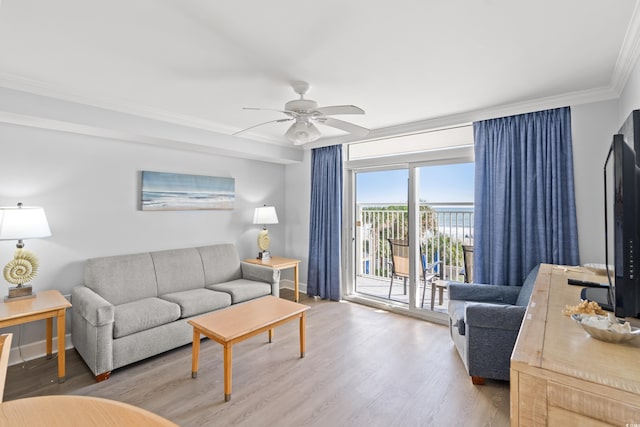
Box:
387 239 443 308
462 244 474 283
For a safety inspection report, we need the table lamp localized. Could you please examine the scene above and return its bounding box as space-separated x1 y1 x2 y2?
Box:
0 203 52 300
253 205 278 260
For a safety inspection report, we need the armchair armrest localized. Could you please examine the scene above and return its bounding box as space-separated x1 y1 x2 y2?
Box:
465 302 527 331
448 282 521 305
71 286 114 327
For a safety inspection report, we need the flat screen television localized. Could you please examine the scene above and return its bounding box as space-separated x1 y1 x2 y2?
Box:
602 109 640 318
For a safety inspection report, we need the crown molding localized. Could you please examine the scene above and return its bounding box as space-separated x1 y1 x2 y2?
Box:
611 0 640 96
0 72 290 146
309 84 620 150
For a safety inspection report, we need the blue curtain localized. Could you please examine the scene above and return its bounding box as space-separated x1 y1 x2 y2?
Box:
474 107 579 285
307 145 342 300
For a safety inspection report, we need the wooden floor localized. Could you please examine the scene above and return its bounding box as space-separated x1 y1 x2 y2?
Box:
4 289 510 427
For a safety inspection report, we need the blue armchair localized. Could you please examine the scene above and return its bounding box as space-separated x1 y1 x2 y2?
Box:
447 264 539 384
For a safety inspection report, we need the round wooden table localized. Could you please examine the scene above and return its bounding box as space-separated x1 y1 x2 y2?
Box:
0 395 178 426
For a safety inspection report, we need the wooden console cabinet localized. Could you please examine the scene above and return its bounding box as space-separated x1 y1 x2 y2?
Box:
510 264 640 426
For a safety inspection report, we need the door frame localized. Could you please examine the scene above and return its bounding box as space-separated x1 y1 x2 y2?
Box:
343 145 474 323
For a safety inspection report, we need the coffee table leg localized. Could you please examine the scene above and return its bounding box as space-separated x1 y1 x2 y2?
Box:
268 328 273 343
224 344 232 402
191 329 200 379
300 312 306 358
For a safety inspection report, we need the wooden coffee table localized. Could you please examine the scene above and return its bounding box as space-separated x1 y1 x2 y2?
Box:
188 296 309 402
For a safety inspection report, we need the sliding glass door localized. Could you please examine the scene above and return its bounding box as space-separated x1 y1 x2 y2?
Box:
354 168 410 304
349 162 474 316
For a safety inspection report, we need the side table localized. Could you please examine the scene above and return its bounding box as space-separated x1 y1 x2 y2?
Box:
244 256 301 302
0 290 72 383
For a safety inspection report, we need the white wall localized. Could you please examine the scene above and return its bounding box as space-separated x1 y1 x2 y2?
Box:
570 100 620 264
284 150 311 285
619 55 640 125
0 122 286 348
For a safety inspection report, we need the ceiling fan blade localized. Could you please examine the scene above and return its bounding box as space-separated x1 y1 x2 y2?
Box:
317 117 370 137
314 105 365 116
232 118 293 136
243 107 298 117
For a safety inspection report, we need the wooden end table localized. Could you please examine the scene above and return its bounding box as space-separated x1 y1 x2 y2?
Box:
243 256 301 302
189 296 309 402
0 290 72 383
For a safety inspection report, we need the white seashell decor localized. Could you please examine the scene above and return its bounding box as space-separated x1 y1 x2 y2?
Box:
3 249 39 286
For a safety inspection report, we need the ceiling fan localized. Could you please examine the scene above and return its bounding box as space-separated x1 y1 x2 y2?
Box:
233 81 369 145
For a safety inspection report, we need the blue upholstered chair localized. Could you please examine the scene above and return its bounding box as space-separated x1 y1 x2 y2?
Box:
447 264 539 384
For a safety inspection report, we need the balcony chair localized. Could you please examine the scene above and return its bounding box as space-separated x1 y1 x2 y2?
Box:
447 264 539 384
462 244 474 283
387 239 444 308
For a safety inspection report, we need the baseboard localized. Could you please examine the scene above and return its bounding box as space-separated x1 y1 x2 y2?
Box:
280 279 307 294
9 333 73 366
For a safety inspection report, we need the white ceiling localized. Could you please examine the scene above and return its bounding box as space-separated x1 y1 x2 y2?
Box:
0 0 639 151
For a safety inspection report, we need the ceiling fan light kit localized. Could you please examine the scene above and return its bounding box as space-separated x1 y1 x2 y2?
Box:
286 119 321 145
235 81 370 145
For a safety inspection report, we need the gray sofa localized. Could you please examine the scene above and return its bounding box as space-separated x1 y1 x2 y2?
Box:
71 243 280 381
447 264 539 384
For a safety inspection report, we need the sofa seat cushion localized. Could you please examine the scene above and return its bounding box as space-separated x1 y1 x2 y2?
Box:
114 297 181 339
160 289 232 318
207 279 272 304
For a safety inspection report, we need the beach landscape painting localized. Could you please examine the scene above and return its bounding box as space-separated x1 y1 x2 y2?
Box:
141 171 235 211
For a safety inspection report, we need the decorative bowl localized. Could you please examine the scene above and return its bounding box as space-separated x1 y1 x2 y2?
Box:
571 313 640 344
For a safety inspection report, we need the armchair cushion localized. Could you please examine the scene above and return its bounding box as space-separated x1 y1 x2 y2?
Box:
465 302 527 331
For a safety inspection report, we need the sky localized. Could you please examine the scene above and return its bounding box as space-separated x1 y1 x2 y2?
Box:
356 163 474 204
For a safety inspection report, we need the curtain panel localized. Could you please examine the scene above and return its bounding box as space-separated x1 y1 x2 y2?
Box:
307 145 342 300
474 106 579 285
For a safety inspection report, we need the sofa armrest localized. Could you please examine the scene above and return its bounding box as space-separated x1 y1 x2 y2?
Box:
465 302 526 331
448 282 521 305
71 286 115 327
241 262 280 284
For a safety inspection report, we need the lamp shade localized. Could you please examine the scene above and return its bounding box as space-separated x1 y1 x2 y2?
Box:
0 204 51 241
253 206 279 225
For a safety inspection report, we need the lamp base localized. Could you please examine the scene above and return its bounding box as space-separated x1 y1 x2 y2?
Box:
5 285 35 301
257 251 271 261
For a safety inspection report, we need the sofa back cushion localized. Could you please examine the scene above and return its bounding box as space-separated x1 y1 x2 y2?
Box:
197 244 242 285
515 264 541 306
85 253 158 305
152 248 206 295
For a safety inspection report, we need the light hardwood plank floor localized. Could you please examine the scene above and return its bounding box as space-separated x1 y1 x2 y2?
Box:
4 289 509 426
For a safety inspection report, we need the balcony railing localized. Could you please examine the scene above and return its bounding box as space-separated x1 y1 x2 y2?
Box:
356 203 474 284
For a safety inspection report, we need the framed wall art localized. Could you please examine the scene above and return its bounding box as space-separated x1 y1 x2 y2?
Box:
141 171 235 211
